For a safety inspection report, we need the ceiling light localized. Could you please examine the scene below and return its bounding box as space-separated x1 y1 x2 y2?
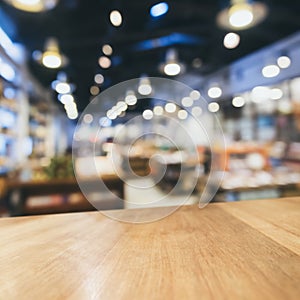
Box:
165 102 176 113
99 117 112 128
178 110 188 120
106 109 117 120
56 82 71 94
190 90 201 100
102 44 113 56
90 85 100 96
138 77 152 95
4 0 58 12
40 37 67 69
164 63 181 76
270 88 283 100
232 96 245 107
192 106 202 117
217 0 268 30
229 2 253 28
67 111 78 120
208 86 222 98
110 10 122 27
64 101 77 111
251 86 270 103
116 101 128 112
125 90 137 105
161 49 183 76
181 97 193 107
223 32 240 49
94 74 104 84
58 94 74 105
277 55 291 69
262 64 280 78
142 109 153 120
83 114 93 124
98 56 111 69
150 2 169 17
42 52 61 69
208 102 220 113
153 106 164 116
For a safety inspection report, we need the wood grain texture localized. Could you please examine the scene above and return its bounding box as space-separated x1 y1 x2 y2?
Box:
0 197 299 300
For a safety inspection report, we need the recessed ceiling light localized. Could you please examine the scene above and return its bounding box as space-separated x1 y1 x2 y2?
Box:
110 10 122 27
67 111 78 120
165 102 176 113
102 44 113 56
164 63 181 76
142 109 153 120
98 56 111 69
232 96 245 107
190 90 201 100
153 106 164 116
125 90 137 105
223 32 240 49
192 106 202 117
64 101 77 112
99 117 112 128
178 110 188 120
94 74 104 84
83 114 93 124
208 86 222 98
277 56 291 69
208 102 220 113
107 109 117 120
116 101 128 112
90 86 100 96
55 82 71 94
138 78 152 95
251 86 270 102
150 2 169 17
262 64 280 78
181 97 193 107
58 94 74 105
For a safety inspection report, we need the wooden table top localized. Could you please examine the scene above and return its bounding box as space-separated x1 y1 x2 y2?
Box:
0 197 299 299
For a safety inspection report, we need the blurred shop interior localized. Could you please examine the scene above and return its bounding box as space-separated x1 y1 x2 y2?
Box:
0 0 300 217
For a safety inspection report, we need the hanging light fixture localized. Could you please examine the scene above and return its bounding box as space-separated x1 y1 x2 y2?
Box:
4 0 58 12
217 0 268 30
33 37 68 69
160 49 184 76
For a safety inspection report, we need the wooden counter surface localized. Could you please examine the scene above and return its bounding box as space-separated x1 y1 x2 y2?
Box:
0 197 299 299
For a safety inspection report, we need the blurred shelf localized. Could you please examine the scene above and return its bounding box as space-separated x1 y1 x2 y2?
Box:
4 175 125 216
